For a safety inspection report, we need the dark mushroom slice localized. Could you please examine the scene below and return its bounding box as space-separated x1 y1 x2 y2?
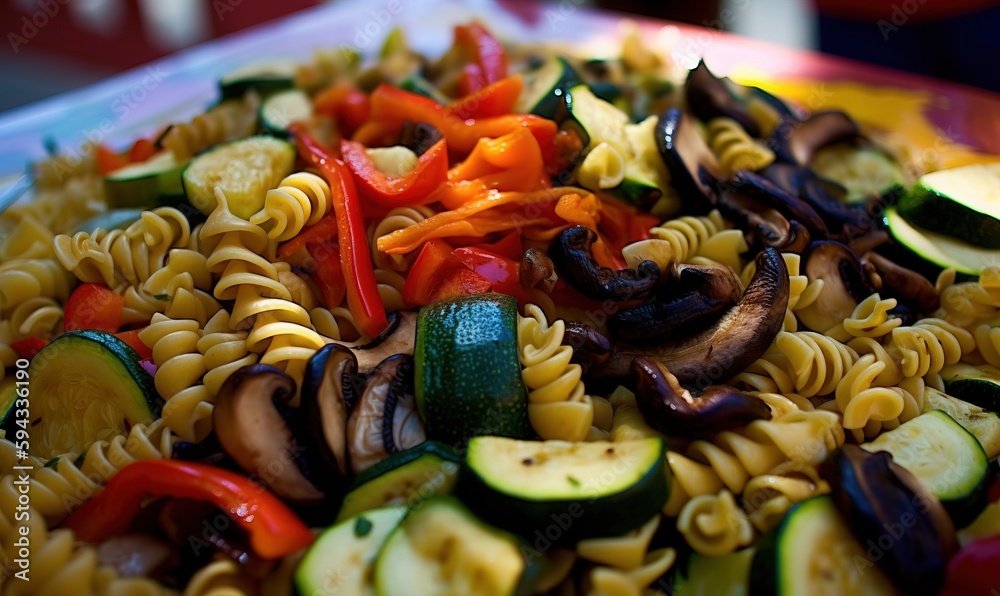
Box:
598 247 789 386
339 311 417 374
797 240 876 333
97 534 180 579
655 107 724 209
549 225 660 301
399 121 444 156
520 247 558 293
823 445 957 594
799 170 875 240
760 162 804 197
713 180 811 253
300 343 359 483
862 250 940 313
213 364 325 503
346 354 426 475
770 111 860 167
631 357 771 439
685 60 761 137
728 171 829 240
608 263 743 345
561 321 613 374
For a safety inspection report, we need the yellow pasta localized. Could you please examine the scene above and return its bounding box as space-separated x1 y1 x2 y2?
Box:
936 266 1000 328
159 94 260 161
0 258 76 311
741 331 859 397
826 293 902 341
743 460 831 533
677 490 754 556
706 117 776 175
251 172 332 243
622 209 745 272
368 205 436 271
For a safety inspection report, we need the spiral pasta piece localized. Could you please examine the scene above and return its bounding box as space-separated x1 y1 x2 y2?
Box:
251 172 332 242
935 266 1000 328
517 304 594 442
706 117 776 175
311 306 362 342
160 94 260 161
826 293 902 342
0 259 75 311
677 490 755 556
742 461 831 532
368 206 436 271
743 331 859 397
6 297 62 340
742 252 821 332
0 214 57 260
622 210 744 272
578 515 675 596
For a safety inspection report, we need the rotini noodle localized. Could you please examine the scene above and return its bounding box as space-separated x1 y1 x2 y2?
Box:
368 206 436 271
160 94 260 161
251 172 332 243
676 490 754 556
706 117 776 175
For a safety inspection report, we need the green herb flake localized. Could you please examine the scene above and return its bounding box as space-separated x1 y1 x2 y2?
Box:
567 475 581 487
354 516 373 537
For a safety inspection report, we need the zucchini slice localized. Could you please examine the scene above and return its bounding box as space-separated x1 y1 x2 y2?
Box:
181 135 295 219
457 437 668 543
104 151 186 208
336 441 461 523
673 548 756 596
373 496 536 596
750 496 895 595
884 207 1000 277
219 60 297 100
923 387 1000 460
28 330 160 459
809 144 906 204
942 363 1000 412
515 55 579 120
295 506 407 596
260 89 312 135
399 75 449 104
897 163 1000 249
862 410 989 526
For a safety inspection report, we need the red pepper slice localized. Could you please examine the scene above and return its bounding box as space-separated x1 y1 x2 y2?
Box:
453 23 507 94
314 82 370 137
62 460 313 559
402 239 491 307
472 230 523 261
941 534 1000 595
307 241 347 309
128 138 156 163
447 76 523 120
293 125 388 339
96 145 128 176
341 138 448 207
113 328 153 360
11 337 47 360
64 283 124 333
454 246 533 305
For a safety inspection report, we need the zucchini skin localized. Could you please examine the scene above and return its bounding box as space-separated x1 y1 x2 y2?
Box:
899 185 1000 250
454 440 668 546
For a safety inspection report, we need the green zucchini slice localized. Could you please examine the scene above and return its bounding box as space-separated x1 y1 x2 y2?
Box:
515 55 579 120
104 151 186 208
219 60 297 100
295 506 407 596
336 441 461 523
28 330 160 459
750 496 895 595
260 89 312 134
923 387 1000 460
884 207 1000 277
897 163 1000 249
942 363 1000 412
810 144 906 204
863 410 990 526
373 496 536 596
457 436 668 543
673 548 756 596
181 135 295 219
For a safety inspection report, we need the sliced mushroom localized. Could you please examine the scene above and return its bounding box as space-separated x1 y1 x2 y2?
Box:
549 226 660 301
796 241 875 333
301 344 358 483
599 247 789 386
771 111 860 167
685 61 762 137
632 357 771 438
713 179 811 253
97 534 179 579
728 172 829 239
824 445 957 594
608 263 743 345
399 121 443 156
562 321 613 374
655 107 724 208
214 364 325 503
520 247 558 293
339 311 417 374
862 251 940 313
347 354 425 474
799 170 875 239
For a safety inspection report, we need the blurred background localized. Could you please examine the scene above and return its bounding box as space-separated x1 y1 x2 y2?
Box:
1 0 998 113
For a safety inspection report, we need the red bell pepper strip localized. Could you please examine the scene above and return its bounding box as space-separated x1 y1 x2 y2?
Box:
473 230 523 261
367 84 557 157
11 337 47 360
447 76 523 120
453 23 508 94
113 328 153 360
402 239 490 307
293 125 388 339
341 138 448 207
62 460 313 559
307 241 347 309
276 216 340 259
63 283 124 333
96 145 128 176
127 138 156 163
314 82 370 137
454 246 533 305
941 534 1000 595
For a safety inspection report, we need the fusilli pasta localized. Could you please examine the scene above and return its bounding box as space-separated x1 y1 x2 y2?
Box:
706 117 776 175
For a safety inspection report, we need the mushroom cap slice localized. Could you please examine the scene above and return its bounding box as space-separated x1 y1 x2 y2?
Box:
797 240 875 333
301 343 359 480
549 225 660 301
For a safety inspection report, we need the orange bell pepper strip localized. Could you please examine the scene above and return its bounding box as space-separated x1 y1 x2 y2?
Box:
448 75 523 120
366 84 557 156
275 215 339 259
293 125 388 339
340 138 448 207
